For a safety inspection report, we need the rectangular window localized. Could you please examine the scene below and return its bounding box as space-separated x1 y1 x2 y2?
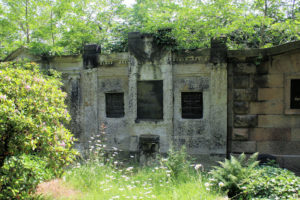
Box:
137 81 163 120
290 79 300 109
106 93 124 118
181 92 203 119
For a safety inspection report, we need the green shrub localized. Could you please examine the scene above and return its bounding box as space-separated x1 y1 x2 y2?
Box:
160 146 192 180
242 166 300 199
0 61 77 198
0 154 53 199
208 153 259 198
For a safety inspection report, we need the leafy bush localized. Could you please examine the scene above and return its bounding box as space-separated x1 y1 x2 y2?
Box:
208 153 259 198
242 166 300 199
0 61 77 198
209 153 300 199
0 154 53 199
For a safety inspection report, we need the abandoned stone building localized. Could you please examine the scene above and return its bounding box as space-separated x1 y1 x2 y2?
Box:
4 32 300 174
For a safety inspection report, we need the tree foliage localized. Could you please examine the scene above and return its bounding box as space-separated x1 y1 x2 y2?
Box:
0 0 299 59
0 61 77 172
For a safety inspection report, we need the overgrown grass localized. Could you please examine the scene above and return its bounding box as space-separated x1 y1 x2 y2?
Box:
38 126 224 199
62 161 224 200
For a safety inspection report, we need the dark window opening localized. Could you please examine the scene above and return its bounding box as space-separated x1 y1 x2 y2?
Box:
137 81 163 120
290 79 300 109
106 93 124 118
181 92 203 119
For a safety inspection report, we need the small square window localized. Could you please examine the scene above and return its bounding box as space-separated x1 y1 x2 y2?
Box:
106 93 124 118
284 75 300 114
290 79 300 109
181 92 203 119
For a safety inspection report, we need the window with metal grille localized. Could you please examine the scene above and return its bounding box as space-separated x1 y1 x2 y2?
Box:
181 92 203 119
290 79 300 109
106 93 124 118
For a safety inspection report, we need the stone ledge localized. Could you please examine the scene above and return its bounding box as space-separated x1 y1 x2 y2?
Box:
276 155 300 175
227 40 300 58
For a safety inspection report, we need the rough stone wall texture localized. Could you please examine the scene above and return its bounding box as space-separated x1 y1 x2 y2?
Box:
228 41 300 174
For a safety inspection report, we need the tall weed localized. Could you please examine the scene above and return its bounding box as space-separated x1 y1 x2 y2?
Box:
63 142 224 200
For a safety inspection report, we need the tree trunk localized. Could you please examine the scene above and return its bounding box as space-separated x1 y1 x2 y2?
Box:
264 0 268 17
25 0 30 43
291 0 295 19
51 9 55 46
0 156 5 169
260 0 268 47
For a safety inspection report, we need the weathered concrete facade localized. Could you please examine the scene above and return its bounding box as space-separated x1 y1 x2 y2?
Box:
5 33 300 173
60 33 228 165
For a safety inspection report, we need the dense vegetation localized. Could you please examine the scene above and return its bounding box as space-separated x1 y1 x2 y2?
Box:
38 129 300 200
208 153 300 199
0 61 77 199
0 0 299 59
49 149 300 200
47 145 225 200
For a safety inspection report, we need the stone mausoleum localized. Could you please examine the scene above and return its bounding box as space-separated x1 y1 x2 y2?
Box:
4 32 300 174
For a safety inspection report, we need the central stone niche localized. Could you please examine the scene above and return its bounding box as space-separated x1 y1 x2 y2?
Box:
137 80 163 120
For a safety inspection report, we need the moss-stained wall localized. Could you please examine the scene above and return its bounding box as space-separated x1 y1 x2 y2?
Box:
228 41 300 174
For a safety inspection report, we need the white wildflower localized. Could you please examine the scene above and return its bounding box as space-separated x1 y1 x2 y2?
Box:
218 182 224 187
112 147 118 150
194 164 202 170
126 167 134 171
204 182 210 187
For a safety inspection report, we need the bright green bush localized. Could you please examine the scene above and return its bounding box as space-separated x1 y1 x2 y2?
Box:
208 153 259 198
0 154 53 199
242 166 300 199
209 153 300 199
0 61 77 198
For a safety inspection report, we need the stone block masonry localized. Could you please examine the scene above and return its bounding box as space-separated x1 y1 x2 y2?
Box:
228 41 300 174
